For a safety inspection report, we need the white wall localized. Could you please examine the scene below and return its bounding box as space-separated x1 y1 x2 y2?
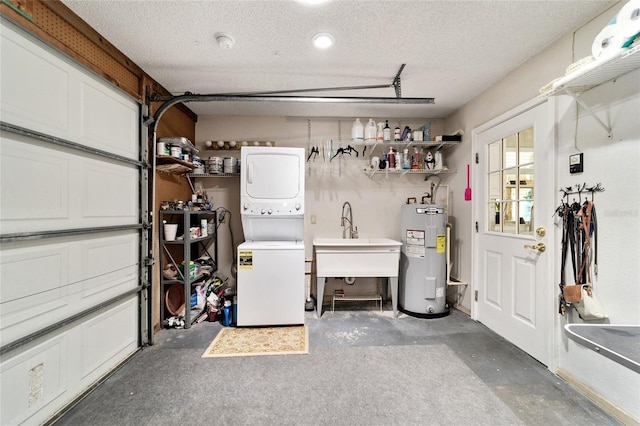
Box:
554 52 640 424
446 1 639 421
195 117 446 301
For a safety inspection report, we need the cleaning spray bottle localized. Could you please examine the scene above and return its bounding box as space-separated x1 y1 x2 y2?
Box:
412 147 420 170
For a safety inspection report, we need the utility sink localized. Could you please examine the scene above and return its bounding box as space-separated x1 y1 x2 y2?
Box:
313 238 402 317
314 238 402 277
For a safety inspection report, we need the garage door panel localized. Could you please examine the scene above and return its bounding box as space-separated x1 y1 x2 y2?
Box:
0 136 70 221
80 234 139 299
0 334 67 426
80 298 138 379
0 29 70 137
1 19 145 425
1 24 138 160
0 232 139 346
1 134 139 234
80 82 139 160
0 246 69 324
0 298 139 426
81 162 138 220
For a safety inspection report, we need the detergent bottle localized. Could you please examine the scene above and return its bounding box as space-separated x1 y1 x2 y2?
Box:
377 122 384 141
364 119 376 141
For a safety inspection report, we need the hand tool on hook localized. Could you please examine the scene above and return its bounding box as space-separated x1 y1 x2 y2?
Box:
307 146 319 162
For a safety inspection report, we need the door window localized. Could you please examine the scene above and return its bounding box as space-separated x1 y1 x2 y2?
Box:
487 127 534 235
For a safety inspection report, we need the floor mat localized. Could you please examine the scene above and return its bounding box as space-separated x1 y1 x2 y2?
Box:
202 325 308 358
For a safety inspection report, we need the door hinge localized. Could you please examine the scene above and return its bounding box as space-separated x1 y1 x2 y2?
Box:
475 152 479 164
475 221 479 233
475 290 478 301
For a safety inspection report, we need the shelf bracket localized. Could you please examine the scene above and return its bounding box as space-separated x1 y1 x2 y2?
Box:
186 176 196 194
566 91 613 139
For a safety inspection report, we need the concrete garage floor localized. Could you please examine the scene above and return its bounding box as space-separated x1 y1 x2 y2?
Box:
54 307 620 425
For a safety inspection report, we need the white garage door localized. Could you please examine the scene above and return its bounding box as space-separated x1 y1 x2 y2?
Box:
0 21 149 425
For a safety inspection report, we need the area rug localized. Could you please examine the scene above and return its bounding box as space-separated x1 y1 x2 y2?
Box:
202 325 308 358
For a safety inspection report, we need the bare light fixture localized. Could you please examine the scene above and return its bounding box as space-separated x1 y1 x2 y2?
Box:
312 32 335 49
215 33 235 49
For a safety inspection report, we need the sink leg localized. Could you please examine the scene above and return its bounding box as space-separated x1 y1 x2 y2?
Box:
317 276 326 318
390 276 398 318
380 277 388 302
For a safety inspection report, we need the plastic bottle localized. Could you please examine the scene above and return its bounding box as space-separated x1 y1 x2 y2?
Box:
401 126 411 141
232 296 238 325
351 118 364 140
412 147 420 170
377 122 384 141
223 300 232 326
383 120 391 141
387 147 395 169
364 119 376 141
394 125 401 141
435 151 443 170
402 148 410 169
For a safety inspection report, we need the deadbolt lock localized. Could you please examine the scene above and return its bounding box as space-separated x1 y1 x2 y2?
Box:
524 243 546 253
536 227 546 237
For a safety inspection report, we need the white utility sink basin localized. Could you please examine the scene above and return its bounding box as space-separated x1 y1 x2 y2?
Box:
313 238 402 317
313 238 402 277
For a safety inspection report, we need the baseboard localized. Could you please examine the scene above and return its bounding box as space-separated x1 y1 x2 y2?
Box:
556 369 639 426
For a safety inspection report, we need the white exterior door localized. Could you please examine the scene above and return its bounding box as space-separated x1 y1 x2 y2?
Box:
473 100 554 365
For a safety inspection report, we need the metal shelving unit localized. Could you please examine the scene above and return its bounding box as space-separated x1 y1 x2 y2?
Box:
160 210 217 328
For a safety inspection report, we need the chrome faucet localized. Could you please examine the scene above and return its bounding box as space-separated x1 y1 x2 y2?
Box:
341 201 358 239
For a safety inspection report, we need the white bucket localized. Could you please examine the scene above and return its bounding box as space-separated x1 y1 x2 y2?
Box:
164 224 178 241
157 142 169 155
170 146 182 159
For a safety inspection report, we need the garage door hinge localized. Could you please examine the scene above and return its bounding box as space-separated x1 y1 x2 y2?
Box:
475 153 479 164
475 290 478 301
143 257 155 266
475 221 478 232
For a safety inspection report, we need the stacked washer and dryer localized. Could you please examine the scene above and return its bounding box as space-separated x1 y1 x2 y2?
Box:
235 147 305 326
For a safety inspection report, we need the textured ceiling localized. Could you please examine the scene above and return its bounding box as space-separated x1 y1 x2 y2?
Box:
61 0 617 118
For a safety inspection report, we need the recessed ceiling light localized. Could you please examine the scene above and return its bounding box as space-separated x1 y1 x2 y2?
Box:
295 0 330 6
215 33 235 49
312 32 335 49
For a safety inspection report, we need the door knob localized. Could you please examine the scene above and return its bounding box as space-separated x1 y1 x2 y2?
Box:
524 243 546 253
536 227 546 237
